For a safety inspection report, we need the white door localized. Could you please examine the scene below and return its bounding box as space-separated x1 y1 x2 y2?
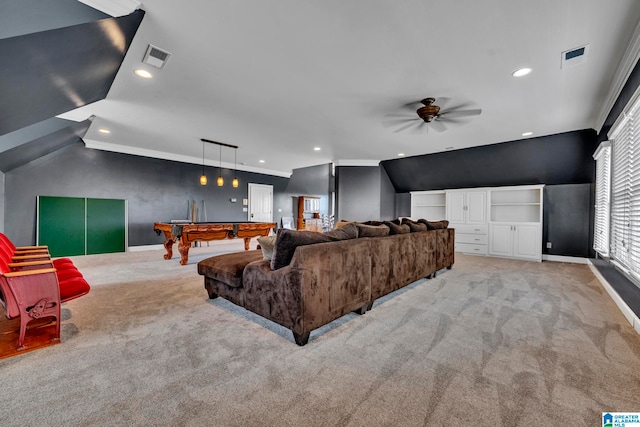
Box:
466 191 487 225
248 183 273 222
489 224 513 257
446 192 466 223
513 224 541 260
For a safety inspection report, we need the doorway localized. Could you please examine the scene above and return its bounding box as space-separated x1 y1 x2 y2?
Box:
248 183 273 222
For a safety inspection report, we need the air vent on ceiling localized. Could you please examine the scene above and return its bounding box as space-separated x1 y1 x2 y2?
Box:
142 44 171 69
561 44 589 69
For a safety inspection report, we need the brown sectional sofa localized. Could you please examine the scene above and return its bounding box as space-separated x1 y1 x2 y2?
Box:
197 222 454 345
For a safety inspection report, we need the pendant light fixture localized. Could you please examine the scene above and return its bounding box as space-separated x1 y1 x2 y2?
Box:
232 147 239 188
199 140 207 185
217 144 224 187
200 138 238 188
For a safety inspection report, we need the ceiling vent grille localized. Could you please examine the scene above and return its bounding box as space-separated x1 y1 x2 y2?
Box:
561 44 589 69
142 44 171 69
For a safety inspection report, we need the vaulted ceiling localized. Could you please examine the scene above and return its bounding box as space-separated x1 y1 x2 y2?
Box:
3 1 640 176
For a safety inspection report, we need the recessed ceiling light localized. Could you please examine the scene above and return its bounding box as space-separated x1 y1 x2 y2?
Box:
98 128 110 134
313 147 321 151
259 159 265 163
134 69 152 78
522 131 533 137
397 153 405 157
512 67 532 77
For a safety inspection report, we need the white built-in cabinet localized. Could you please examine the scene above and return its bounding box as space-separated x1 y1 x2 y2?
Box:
487 185 543 261
410 184 544 262
446 190 486 225
445 189 489 255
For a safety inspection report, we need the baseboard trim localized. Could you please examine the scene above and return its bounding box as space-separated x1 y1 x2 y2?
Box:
542 254 589 264
588 260 640 335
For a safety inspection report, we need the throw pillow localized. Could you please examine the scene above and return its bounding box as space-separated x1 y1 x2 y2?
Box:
355 223 390 237
270 223 358 270
257 235 277 260
383 221 410 235
362 220 384 226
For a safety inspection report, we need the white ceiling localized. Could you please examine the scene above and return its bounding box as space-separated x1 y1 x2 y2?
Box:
61 0 640 177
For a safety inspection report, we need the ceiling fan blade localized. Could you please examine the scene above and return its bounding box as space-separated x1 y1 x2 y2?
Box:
399 100 423 112
393 119 421 133
435 97 452 109
409 121 428 134
430 120 447 133
382 116 416 128
439 108 482 119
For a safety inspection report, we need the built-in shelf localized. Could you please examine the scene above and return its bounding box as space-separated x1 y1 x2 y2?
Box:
410 190 447 220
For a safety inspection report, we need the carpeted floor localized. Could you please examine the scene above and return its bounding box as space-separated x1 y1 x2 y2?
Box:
1 244 639 426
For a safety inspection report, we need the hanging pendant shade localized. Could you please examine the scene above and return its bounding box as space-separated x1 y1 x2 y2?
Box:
200 141 207 186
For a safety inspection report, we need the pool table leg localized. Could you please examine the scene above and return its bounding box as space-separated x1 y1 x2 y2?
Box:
243 237 251 251
178 241 190 265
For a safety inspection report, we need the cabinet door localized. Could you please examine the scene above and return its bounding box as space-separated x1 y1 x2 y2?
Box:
513 224 541 260
489 224 513 257
446 192 466 223
466 191 486 224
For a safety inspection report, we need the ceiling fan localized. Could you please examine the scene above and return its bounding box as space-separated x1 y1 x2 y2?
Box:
384 97 482 133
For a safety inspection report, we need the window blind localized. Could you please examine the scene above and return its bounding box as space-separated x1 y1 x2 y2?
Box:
609 90 640 281
593 142 610 256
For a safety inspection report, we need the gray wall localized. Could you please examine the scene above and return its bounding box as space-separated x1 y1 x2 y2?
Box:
336 165 397 222
4 140 290 247
285 163 332 223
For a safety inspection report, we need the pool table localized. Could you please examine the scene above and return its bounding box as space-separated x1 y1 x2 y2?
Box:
153 222 276 265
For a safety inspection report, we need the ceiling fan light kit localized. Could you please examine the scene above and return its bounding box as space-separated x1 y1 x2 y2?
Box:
386 96 482 134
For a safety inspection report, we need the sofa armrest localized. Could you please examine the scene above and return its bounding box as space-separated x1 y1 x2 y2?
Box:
242 238 372 337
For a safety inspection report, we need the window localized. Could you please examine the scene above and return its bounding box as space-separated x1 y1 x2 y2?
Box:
608 87 640 281
593 141 610 256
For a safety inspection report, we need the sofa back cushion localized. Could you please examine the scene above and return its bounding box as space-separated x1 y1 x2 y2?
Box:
270 223 358 270
355 223 390 237
417 219 450 230
403 219 428 232
383 221 410 235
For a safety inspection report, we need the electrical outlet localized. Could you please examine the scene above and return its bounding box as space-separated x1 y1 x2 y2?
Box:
546 242 552 249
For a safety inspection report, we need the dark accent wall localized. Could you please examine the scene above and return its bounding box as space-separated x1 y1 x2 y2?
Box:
382 129 598 193
1 0 109 39
543 184 594 257
0 10 144 135
335 165 396 222
4 141 290 247
383 129 599 258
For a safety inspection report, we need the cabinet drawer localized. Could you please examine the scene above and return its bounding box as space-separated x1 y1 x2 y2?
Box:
456 234 488 245
455 243 487 255
451 224 487 235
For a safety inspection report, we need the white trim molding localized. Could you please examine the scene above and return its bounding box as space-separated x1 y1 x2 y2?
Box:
77 0 141 17
542 254 590 264
83 139 292 178
333 159 381 167
595 19 640 132
588 260 640 335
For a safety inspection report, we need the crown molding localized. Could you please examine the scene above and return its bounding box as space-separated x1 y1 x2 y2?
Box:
82 139 292 178
595 19 640 132
333 159 381 167
76 0 141 17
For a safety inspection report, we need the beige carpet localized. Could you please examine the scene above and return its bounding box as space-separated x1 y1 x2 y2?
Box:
1 243 639 426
